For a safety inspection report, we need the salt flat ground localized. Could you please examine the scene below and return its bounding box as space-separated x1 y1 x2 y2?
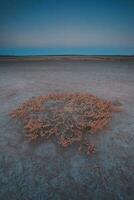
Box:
0 61 134 200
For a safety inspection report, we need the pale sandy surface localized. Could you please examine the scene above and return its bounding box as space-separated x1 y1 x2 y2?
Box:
0 61 134 200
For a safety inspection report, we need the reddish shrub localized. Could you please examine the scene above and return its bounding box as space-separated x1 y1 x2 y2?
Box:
10 93 121 155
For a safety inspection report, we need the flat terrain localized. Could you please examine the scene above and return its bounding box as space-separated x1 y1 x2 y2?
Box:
0 60 134 200
1 55 134 62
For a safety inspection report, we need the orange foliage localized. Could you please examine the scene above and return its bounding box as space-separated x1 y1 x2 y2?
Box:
10 93 120 155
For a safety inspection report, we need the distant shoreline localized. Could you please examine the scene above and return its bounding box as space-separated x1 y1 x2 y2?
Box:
0 55 134 62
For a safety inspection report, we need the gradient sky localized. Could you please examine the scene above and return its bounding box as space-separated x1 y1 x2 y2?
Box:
0 0 134 55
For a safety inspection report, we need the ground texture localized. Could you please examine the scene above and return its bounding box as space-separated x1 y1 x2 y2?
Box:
0 61 134 200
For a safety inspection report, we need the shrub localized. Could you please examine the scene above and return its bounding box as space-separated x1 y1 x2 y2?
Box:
10 93 120 155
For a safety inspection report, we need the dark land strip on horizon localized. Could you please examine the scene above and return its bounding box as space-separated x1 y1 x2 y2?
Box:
0 55 134 62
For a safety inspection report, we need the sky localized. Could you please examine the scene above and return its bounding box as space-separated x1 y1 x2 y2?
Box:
0 0 134 55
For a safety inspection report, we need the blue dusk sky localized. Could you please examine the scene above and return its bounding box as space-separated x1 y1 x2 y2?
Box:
0 0 134 55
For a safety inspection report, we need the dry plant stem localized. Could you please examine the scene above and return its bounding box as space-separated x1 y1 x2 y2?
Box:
10 93 120 155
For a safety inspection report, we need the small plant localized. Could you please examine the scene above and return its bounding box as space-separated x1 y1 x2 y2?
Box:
10 93 120 155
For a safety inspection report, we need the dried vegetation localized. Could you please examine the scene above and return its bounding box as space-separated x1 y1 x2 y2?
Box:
10 93 121 155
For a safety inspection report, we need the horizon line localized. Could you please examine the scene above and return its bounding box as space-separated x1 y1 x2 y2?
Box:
0 54 134 57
